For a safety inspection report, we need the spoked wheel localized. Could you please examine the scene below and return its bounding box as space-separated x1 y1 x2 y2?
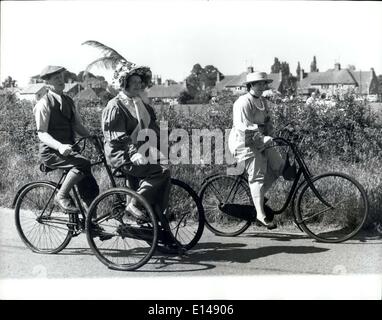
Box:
86 188 158 271
14 182 73 254
198 175 252 236
156 179 205 254
296 172 368 243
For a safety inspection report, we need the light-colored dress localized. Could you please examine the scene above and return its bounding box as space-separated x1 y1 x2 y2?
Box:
228 92 283 186
228 92 272 162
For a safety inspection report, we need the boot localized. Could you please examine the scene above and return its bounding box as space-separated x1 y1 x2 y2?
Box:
55 170 83 213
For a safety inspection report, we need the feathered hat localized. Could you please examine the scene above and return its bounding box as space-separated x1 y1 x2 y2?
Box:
82 40 152 89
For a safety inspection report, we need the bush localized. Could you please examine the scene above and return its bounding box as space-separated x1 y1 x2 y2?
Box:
1 90 381 231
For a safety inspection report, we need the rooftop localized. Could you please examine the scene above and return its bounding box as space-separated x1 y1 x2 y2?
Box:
147 83 186 98
19 83 47 94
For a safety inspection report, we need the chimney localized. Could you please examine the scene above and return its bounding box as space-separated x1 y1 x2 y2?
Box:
247 66 254 74
165 80 170 87
334 63 341 71
279 70 283 81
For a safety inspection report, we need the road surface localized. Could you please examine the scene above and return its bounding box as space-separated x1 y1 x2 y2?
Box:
1 207 381 299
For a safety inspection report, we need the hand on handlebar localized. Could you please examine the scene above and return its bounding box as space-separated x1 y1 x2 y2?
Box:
263 136 273 145
58 144 73 156
130 153 148 165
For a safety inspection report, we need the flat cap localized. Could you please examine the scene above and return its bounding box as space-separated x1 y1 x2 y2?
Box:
40 65 66 80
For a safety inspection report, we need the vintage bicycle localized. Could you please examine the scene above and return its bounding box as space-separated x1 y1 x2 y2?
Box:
13 136 205 271
198 136 368 243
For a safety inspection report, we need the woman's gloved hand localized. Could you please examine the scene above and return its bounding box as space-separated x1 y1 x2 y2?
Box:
130 153 148 165
263 136 273 145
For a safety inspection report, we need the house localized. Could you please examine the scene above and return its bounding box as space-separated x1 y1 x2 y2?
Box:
19 83 48 102
82 77 108 90
73 87 100 102
29 75 44 84
146 80 187 105
213 75 238 94
64 81 83 98
297 63 380 100
213 66 289 95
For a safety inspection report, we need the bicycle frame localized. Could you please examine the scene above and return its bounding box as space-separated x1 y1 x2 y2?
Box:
88 136 189 252
272 137 334 210
201 136 334 225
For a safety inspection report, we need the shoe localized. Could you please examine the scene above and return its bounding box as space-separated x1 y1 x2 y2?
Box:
89 222 113 241
54 195 78 213
125 203 150 223
256 216 277 230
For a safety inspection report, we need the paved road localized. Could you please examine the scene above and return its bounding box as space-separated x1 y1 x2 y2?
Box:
1 207 381 299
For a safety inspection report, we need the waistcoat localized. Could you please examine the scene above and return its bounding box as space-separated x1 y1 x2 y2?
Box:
40 93 75 158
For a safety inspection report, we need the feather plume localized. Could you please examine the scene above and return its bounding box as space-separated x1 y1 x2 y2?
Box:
82 40 134 72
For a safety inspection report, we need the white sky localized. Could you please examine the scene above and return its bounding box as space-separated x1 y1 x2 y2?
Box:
1 0 382 87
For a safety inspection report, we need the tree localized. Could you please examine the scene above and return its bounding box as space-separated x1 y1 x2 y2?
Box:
271 58 281 73
178 90 193 104
280 62 290 76
271 58 290 76
185 63 223 103
296 61 301 77
310 56 318 72
63 70 78 83
203 65 224 88
2 76 17 88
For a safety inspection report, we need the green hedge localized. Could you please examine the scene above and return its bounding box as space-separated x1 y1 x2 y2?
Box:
0 91 381 230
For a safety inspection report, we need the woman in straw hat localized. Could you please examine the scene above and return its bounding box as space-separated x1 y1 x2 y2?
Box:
101 65 171 221
228 71 295 229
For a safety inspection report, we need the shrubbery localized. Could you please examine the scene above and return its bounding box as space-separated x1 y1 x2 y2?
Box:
0 90 381 230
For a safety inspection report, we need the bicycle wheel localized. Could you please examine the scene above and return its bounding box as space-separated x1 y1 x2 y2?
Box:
199 175 252 236
86 188 158 271
14 182 73 254
296 172 368 243
157 179 205 254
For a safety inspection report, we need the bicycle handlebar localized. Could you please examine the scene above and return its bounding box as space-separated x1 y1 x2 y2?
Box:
71 135 104 154
272 137 291 147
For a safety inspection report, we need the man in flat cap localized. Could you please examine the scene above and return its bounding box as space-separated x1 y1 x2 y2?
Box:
33 65 99 212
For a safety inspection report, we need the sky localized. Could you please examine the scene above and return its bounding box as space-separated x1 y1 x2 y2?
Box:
1 0 382 88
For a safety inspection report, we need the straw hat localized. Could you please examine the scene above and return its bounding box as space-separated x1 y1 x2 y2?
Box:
243 72 273 85
39 66 66 80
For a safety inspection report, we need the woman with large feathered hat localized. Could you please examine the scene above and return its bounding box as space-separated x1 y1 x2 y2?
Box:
83 41 171 221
